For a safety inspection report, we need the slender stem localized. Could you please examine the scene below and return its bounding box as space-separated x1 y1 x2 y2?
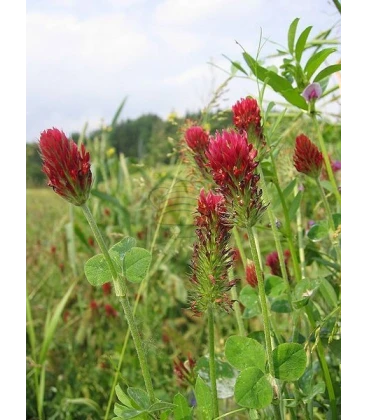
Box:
259 168 292 305
295 186 307 280
208 305 219 418
270 153 302 283
230 284 246 336
305 305 337 420
332 0 341 14
315 178 341 263
214 408 245 419
247 228 274 374
233 226 248 268
311 115 341 206
81 203 156 404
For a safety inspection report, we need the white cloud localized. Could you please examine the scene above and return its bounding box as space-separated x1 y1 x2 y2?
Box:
154 0 261 25
27 12 151 96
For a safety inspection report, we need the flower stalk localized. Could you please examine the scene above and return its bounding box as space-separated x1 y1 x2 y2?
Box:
81 203 156 404
208 304 220 418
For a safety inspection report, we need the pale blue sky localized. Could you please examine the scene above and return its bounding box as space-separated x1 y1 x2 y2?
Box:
26 0 340 142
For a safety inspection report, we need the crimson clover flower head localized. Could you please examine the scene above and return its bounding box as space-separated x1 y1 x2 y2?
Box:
246 261 258 288
183 125 211 177
232 97 266 149
189 189 236 315
265 250 291 279
39 128 92 206
184 125 209 151
206 129 258 189
302 83 322 103
293 134 323 178
206 129 268 228
173 354 196 387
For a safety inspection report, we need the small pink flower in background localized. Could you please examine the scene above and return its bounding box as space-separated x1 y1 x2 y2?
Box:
63 310 70 323
293 134 323 178
103 208 111 216
39 128 92 206
90 300 98 311
50 245 56 255
302 83 322 102
102 282 112 296
246 262 258 288
265 250 291 278
232 248 240 263
332 160 341 172
88 237 95 247
173 354 196 387
104 304 118 318
232 97 265 148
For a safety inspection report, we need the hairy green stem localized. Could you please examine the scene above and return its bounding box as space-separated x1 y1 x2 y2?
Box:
311 115 341 206
208 305 219 418
247 228 274 373
229 264 245 336
295 186 307 280
81 204 156 405
305 305 337 420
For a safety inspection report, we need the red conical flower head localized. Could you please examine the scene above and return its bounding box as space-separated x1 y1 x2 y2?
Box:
39 128 92 206
232 97 265 148
293 134 323 178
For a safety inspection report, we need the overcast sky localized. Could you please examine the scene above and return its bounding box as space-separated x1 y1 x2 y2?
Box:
26 0 340 142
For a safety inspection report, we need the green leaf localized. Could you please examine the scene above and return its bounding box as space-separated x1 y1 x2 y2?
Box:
319 278 338 308
39 282 76 364
295 26 313 62
307 222 329 242
303 382 326 403
110 237 136 270
195 375 212 420
265 275 287 297
239 286 260 319
288 18 300 54
123 247 152 283
222 54 248 75
148 402 176 412
225 336 266 372
111 97 128 128
114 403 145 418
234 367 273 409
304 48 337 80
173 393 192 420
127 388 150 410
195 356 238 398
242 51 308 110
293 278 320 308
84 254 112 286
288 191 303 221
332 213 341 229
282 179 297 200
273 343 307 381
271 298 292 313
115 384 133 408
313 64 341 83
65 398 103 416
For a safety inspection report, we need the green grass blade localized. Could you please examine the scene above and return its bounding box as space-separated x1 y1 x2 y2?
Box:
39 282 76 364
